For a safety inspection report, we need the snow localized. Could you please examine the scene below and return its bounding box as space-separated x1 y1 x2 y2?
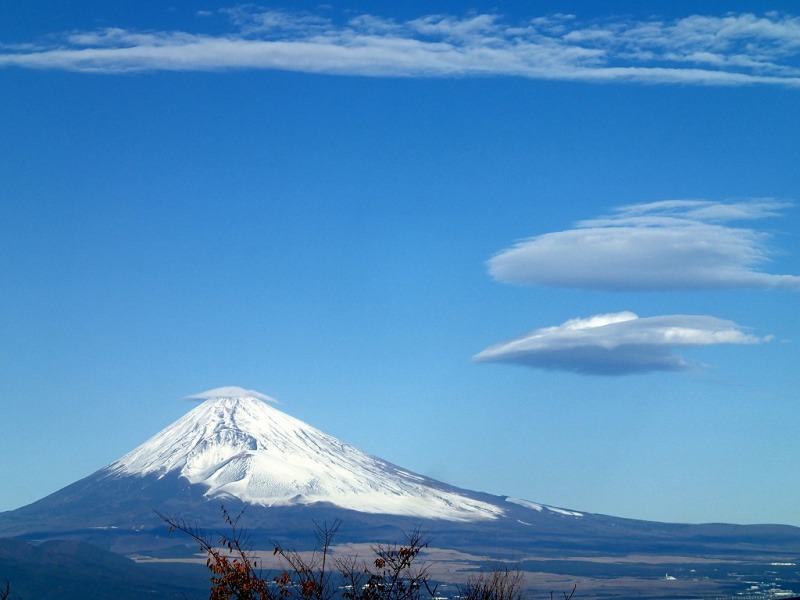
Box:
107 391 503 522
506 497 583 517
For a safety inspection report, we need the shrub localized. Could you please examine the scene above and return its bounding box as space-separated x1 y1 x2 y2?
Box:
159 507 437 600
159 507 575 600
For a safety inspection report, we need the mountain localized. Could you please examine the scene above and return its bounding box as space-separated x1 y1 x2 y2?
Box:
107 387 502 521
0 537 208 599
1 386 799 567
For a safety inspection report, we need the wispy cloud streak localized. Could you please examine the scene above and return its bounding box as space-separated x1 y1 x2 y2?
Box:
488 199 800 291
474 312 769 375
1 9 800 85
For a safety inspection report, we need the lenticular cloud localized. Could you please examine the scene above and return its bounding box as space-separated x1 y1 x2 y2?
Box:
474 312 769 375
487 199 800 291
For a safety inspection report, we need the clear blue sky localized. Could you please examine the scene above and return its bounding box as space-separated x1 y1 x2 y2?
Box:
2 1 799 526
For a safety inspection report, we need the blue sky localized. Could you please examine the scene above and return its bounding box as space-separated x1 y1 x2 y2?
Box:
2 1 799 526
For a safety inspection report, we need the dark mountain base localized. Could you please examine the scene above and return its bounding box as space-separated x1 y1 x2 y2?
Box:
0 538 209 600
2 470 798 561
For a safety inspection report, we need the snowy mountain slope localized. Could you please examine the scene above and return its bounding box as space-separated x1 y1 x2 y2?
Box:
105 387 503 521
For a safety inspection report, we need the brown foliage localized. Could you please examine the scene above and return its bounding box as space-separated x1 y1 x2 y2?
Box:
158 507 273 600
339 528 435 600
159 508 436 600
159 507 575 600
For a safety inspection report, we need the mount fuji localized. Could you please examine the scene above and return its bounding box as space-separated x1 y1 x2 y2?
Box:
107 386 503 521
1 386 799 562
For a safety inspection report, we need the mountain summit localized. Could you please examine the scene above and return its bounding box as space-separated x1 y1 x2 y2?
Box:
106 386 502 521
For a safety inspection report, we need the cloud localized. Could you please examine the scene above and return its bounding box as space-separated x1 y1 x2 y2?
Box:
474 312 770 375
2 9 800 86
184 386 278 403
488 199 800 291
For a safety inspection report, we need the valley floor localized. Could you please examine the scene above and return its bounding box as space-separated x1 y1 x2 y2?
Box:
131 542 800 600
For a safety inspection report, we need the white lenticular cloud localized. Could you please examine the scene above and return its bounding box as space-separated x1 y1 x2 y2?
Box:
184 386 278 403
474 312 769 375
1 10 800 86
488 199 800 291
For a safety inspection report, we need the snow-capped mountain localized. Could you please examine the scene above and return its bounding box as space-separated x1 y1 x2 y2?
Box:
2 386 799 565
105 387 502 521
